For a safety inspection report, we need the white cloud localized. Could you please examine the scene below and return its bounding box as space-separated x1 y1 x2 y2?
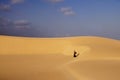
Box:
0 0 25 12
14 20 29 25
13 20 30 29
0 4 11 11
64 11 75 16
11 0 25 4
44 0 63 3
50 0 64 3
60 7 71 12
0 17 11 27
60 7 75 16
0 17 30 29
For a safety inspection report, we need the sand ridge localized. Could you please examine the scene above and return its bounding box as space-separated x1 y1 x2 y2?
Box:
0 35 119 55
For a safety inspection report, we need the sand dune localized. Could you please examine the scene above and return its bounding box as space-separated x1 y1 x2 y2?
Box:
0 36 120 80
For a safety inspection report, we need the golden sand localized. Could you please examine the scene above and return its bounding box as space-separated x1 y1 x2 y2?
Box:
0 36 120 80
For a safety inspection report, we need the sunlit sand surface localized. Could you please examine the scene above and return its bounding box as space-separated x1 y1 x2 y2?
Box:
0 36 120 80
0 55 72 80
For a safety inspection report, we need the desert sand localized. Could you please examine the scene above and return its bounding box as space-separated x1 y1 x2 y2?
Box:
0 35 120 80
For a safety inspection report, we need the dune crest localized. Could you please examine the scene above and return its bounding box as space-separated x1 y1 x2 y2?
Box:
0 35 119 55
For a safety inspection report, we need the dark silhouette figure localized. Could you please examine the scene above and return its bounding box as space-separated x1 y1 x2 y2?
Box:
73 50 79 58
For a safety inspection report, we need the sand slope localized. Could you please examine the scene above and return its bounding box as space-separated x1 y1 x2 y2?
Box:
0 36 120 80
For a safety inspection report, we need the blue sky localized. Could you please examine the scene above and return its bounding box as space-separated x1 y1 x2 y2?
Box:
0 0 120 39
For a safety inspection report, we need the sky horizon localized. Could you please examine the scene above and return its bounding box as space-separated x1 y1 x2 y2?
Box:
0 0 120 40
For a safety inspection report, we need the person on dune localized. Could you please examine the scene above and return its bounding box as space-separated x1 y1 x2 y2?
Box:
73 50 79 58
